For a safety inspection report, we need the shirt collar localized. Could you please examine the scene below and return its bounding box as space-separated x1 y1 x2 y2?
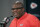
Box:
15 12 28 20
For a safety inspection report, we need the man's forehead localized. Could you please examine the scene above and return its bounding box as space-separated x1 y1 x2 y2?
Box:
12 5 21 8
12 2 23 8
12 4 23 8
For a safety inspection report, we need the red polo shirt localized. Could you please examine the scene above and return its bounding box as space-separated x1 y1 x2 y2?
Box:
39 21 40 27
9 12 39 27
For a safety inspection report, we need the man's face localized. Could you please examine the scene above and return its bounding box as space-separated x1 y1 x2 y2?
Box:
11 5 24 18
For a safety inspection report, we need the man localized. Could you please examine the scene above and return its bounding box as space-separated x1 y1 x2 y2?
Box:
9 1 39 27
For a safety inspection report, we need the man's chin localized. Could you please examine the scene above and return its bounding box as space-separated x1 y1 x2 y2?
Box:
14 16 18 17
14 16 20 18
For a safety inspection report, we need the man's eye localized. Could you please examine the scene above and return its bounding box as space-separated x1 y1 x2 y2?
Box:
11 9 15 10
11 8 22 10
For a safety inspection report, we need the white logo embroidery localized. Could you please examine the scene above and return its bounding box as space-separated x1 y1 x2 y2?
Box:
30 2 38 9
20 24 23 26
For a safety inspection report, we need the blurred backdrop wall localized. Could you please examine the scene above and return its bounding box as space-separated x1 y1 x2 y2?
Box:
0 0 23 27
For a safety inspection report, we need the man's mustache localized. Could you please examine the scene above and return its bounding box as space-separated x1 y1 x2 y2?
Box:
12 12 20 14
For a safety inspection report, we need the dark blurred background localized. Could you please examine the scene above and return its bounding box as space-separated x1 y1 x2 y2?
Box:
24 0 40 20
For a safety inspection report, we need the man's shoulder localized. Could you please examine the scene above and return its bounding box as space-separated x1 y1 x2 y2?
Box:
27 13 38 19
25 12 37 18
25 13 39 21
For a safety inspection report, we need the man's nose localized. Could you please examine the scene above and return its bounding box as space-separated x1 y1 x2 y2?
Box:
13 9 17 12
12 9 18 12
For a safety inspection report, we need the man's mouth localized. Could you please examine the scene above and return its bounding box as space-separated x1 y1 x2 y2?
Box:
14 13 17 15
12 12 21 16
13 12 19 17
13 13 18 16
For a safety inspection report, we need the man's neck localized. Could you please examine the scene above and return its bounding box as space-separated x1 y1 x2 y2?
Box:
16 12 25 19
